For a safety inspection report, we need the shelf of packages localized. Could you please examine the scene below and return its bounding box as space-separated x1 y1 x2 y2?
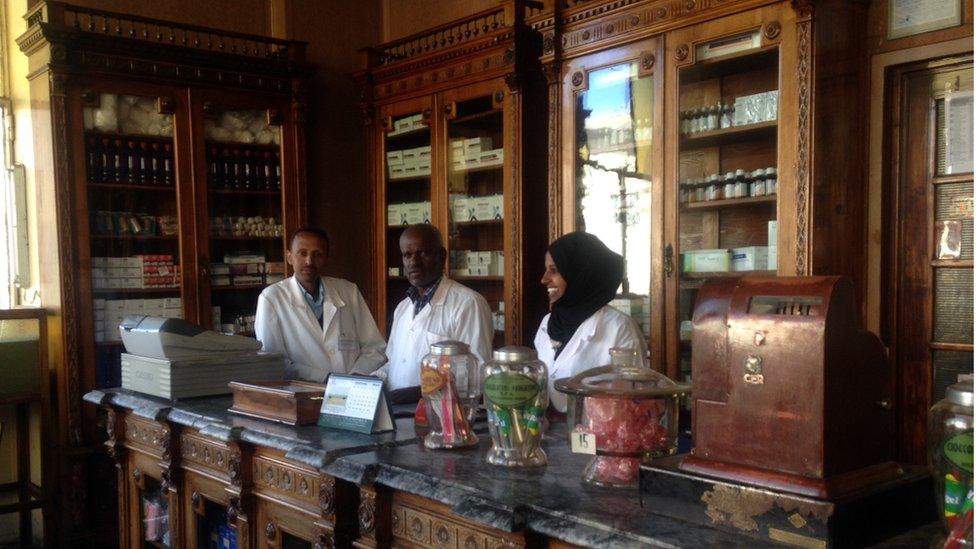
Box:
449 109 502 125
452 219 503 227
91 287 181 296
679 120 776 149
387 174 431 184
84 132 174 187
681 270 776 281
679 46 779 84
88 182 174 192
205 142 281 191
450 163 503 175
385 126 429 140
90 235 178 240
680 195 776 211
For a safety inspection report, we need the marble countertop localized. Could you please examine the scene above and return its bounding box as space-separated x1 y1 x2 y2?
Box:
84 387 421 470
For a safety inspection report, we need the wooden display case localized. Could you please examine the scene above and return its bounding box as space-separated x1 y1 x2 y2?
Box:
17 2 312 543
543 0 871 380
356 0 550 346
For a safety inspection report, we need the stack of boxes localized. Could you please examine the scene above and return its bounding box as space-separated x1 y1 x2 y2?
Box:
609 296 650 336
449 250 504 277
451 194 504 222
386 201 432 226
94 297 182 342
210 254 285 287
681 242 776 273
387 145 431 179
733 90 779 126
389 114 425 136
91 255 180 289
450 137 504 172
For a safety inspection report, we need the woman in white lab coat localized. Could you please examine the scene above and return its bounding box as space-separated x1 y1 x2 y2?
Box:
534 232 647 412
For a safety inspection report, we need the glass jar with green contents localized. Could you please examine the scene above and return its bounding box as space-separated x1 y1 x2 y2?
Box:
928 380 974 536
482 346 548 467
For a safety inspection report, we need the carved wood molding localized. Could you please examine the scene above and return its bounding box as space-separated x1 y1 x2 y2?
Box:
319 476 336 517
181 433 231 475
546 71 562 243
105 408 124 464
359 489 377 536
251 455 320 510
372 48 510 101
123 415 170 457
391 501 525 548
794 15 811 275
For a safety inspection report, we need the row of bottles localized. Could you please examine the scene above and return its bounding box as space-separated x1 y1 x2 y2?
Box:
207 146 281 191
679 102 734 135
679 167 777 203
86 135 174 186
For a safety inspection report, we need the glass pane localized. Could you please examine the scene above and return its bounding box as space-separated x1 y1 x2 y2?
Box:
936 181 974 260
384 111 431 330
933 268 973 344
140 476 170 547
933 349 974 402
447 95 505 345
574 62 654 335
197 499 232 549
676 46 780 380
0 316 40 396
282 532 312 548
84 93 180 388
205 107 285 336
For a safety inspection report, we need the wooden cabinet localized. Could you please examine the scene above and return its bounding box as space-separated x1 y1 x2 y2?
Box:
17 2 312 542
544 0 870 379
356 0 550 345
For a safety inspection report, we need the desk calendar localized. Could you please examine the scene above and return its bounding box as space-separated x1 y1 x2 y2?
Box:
318 374 395 434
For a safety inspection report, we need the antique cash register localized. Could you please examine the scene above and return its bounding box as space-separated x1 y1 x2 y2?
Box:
640 277 935 547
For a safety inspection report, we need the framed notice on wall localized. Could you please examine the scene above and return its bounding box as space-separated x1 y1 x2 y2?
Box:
888 0 962 39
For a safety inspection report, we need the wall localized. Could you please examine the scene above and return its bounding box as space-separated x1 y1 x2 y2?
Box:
382 0 498 41
28 0 271 35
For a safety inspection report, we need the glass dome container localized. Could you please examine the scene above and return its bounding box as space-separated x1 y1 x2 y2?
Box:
482 346 548 467
420 340 479 449
928 380 974 540
554 348 690 487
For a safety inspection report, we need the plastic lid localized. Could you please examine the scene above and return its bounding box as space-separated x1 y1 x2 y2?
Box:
947 381 974 407
554 365 691 398
429 340 470 356
492 345 537 362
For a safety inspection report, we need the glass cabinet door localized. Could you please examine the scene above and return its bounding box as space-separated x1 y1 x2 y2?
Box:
383 107 432 330
566 45 662 358
203 105 285 336
83 91 181 388
444 90 506 347
675 34 780 382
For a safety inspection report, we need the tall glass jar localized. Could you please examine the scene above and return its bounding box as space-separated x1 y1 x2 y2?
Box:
482 346 548 467
928 381 974 536
421 341 479 449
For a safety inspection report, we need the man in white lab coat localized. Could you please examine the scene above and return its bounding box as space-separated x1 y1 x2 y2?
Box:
384 224 492 396
255 228 386 381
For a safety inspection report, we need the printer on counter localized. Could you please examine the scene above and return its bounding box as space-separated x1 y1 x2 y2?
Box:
119 315 284 400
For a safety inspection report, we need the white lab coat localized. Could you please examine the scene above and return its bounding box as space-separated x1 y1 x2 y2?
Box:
255 276 386 381
534 305 647 412
383 278 493 390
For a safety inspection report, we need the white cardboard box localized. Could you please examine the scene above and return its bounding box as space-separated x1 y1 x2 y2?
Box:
682 249 730 273
463 137 492 153
479 148 504 166
386 150 403 165
731 246 769 271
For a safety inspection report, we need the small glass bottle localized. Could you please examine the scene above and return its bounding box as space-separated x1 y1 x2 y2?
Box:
721 100 735 129
733 169 749 199
765 167 778 196
707 104 720 131
162 143 174 186
928 381 974 536
421 341 480 449
723 171 736 200
483 346 548 467
695 177 707 203
751 168 766 197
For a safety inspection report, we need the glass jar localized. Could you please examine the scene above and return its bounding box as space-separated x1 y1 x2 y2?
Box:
482 346 548 467
765 167 777 196
554 348 690 487
928 381 974 534
421 340 480 449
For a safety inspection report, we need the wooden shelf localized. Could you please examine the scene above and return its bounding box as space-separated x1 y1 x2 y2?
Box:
453 218 503 227
450 109 502 125
682 270 775 280
451 163 503 175
211 284 266 291
88 182 175 192
388 174 431 184
90 235 178 240
92 287 180 296
679 120 777 149
204 140 280 152
211 235 281 241
209 188 281 196
680 195 776 211
385 127 429 140
84 130 172 143
679 47 779 84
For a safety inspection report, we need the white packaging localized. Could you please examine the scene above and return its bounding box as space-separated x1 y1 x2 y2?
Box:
106 257 126 268
421 201 431 223
416 145 431 160
472 197 493 220
479 148 504 166
731 246 769 271
464 137 492 153
682 249 730 273
91 257 108 268
403 203 425 225
463 152 481 170
123 256 145 268
489 194 504 219
767 220 778 246
415 161 431 176
386 150 404 165
469 265 490 277
394 117 412 133
388 166 405 179
387 204 401 226
402 147 421 163
490 251 505 276
162 297 182 309
452 196 469 221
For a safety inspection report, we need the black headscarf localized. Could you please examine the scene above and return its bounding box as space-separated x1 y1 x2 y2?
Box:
546 232 624 358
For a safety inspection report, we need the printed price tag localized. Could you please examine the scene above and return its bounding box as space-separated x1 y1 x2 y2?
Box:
571 430 597 455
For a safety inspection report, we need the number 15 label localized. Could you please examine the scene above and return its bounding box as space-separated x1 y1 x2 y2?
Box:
571 431 596 455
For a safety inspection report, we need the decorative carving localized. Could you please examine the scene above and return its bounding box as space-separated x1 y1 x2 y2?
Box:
542 33 554 54
685 0 696 10
571 71 584 87
181 434 231 474
795 18 811 275
605 23 614 34
641 52 655 71
502 47 516 65
504 72 520 93
228 448 242 487
265 521 277 540
675 44 689 61
360 105 375 127
358 490 376 535
227 496 241 525
191 491 201 507
319 477 335 515
160 468 177 493
582 30 591 40
654 7 668 19
80 90 97 105
267 108 284 126
202 102 216 116
132 468 143 482
156 96 175 114
764 21 782 40
421 108 432 124
314 533 335 549
392 503 522 547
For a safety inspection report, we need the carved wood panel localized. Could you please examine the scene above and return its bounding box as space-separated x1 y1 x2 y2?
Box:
252 455 320 511
123 415 170 458
180 432 231 476
390 500 525 549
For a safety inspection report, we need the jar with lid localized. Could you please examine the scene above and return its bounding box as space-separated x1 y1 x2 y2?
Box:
765 167 777 196
928 380 974 537
554 347 690 487
751 169 767 197
723 172 736 200
707 104 720 131
421 340 480 449
720 99 735 128
733 169 750 199
483 346 548 467
679 179 691 204
694 177 706 203
704 174 722 201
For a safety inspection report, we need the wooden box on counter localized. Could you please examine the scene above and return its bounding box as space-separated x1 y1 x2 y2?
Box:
229 381 325 426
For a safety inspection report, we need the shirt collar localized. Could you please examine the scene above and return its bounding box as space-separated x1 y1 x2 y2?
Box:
406 276 442 316
298 278 325 315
